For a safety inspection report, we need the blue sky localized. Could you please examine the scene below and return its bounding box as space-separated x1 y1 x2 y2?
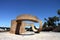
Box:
0 0 60 27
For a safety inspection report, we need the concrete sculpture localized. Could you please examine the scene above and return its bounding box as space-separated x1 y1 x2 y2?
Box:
10 14 42 34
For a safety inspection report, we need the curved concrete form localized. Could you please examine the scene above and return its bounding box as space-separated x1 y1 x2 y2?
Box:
10 14 42 34
16 14 38 22
34 20 42 33
31 24 38 32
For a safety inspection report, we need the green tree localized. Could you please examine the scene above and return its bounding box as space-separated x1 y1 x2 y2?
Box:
57 9 60 26
57 9 60 21
44 16 59 28
53 16 59 22
43 22 47 28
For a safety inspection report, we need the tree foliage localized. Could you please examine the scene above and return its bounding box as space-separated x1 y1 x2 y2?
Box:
43 16 59 28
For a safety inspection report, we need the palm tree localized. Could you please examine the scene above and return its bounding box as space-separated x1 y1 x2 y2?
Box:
57 9 60 25
53 16 59 22
58 9 60 20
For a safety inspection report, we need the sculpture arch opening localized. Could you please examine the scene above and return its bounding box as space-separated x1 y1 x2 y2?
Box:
10 14 42 34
